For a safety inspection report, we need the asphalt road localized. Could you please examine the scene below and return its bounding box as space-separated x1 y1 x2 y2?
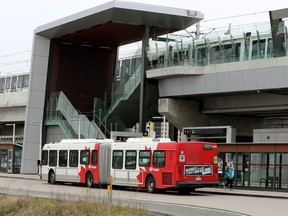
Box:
0 176 287 216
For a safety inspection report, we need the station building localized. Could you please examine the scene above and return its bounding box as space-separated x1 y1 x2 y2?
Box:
0 1 288 190
0 70 29 173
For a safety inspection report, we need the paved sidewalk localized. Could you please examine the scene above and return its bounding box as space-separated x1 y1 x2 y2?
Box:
1 172 287 199
198 187 288 199
0 172 40 181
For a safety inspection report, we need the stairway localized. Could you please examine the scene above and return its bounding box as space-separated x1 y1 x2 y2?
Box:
45 91 106 139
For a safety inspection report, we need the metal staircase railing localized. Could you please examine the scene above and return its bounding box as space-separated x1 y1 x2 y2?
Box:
94 63 142 134
46 91 106 139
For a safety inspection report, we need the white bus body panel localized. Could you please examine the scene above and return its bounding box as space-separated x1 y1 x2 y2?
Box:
111 141 160 187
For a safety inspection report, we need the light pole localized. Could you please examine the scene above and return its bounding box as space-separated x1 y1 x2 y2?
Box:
152 116 166 138
31 120 42 179
5 123 15 143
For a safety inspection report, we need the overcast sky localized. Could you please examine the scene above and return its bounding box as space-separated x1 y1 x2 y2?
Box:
0 0 287 72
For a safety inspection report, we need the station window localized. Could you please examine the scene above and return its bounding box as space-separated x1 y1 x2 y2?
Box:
153 151 165 167
17 75 24 88
59 150 68 167
125 150 137 169
0 78 5 92
42 150 48 166
112 150 123 169
69 150 78 167
139 150 151 166
80 150 90 165
49 150 57 167
91 150 97 165
5 77 11 90
11 76 17 91
23 74 29 88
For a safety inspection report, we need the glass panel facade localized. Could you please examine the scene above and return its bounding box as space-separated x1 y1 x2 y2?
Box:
276 153 288 189
250 153 268 188
221 152 288 190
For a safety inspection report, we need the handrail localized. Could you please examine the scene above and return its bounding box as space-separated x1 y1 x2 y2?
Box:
46 91 106 139
98 63 141 122
94 21 288 133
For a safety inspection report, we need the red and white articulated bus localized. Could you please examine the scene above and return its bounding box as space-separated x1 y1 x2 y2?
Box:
41 138 219 193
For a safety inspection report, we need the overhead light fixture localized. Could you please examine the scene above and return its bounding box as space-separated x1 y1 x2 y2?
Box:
187 10 197 17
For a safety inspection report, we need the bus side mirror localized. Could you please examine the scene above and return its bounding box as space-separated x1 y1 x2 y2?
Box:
37 160 41 166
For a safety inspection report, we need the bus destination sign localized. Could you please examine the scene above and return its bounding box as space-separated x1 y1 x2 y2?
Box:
184 165 212 176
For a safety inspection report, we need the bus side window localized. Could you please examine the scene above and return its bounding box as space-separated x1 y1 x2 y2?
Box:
125 150 136 169
59 150 68 167
139 150 150 166
153 150 165 167
112 150 123 169
42 150 48 166
91 150 97 165
69 150 78 167
80 150 90 165
49 150 57 167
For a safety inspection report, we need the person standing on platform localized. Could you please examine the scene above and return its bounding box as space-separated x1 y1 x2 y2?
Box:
224 163 234 190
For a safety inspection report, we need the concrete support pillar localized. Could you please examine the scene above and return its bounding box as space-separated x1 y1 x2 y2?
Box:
139 26 149 133
158 98 202 129
158 98 264 139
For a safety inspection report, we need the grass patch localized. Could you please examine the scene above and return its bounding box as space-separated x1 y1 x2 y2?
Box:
0 195 163 216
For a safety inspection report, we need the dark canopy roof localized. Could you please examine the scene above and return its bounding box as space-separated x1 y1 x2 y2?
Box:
35 0 203 47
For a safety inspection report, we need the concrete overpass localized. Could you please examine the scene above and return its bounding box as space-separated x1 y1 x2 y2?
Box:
148 56 288 140
146 8 288 141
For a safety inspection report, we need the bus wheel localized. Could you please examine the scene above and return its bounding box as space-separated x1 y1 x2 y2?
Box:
49 171 56 184
86 172 94 188
146 176 156 193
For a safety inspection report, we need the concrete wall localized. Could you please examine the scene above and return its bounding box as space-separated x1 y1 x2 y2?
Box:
158 98 264 139
158 56 288 97
0 107 26 122
0 91 27 107
46 126 66 144
254 128 288 143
